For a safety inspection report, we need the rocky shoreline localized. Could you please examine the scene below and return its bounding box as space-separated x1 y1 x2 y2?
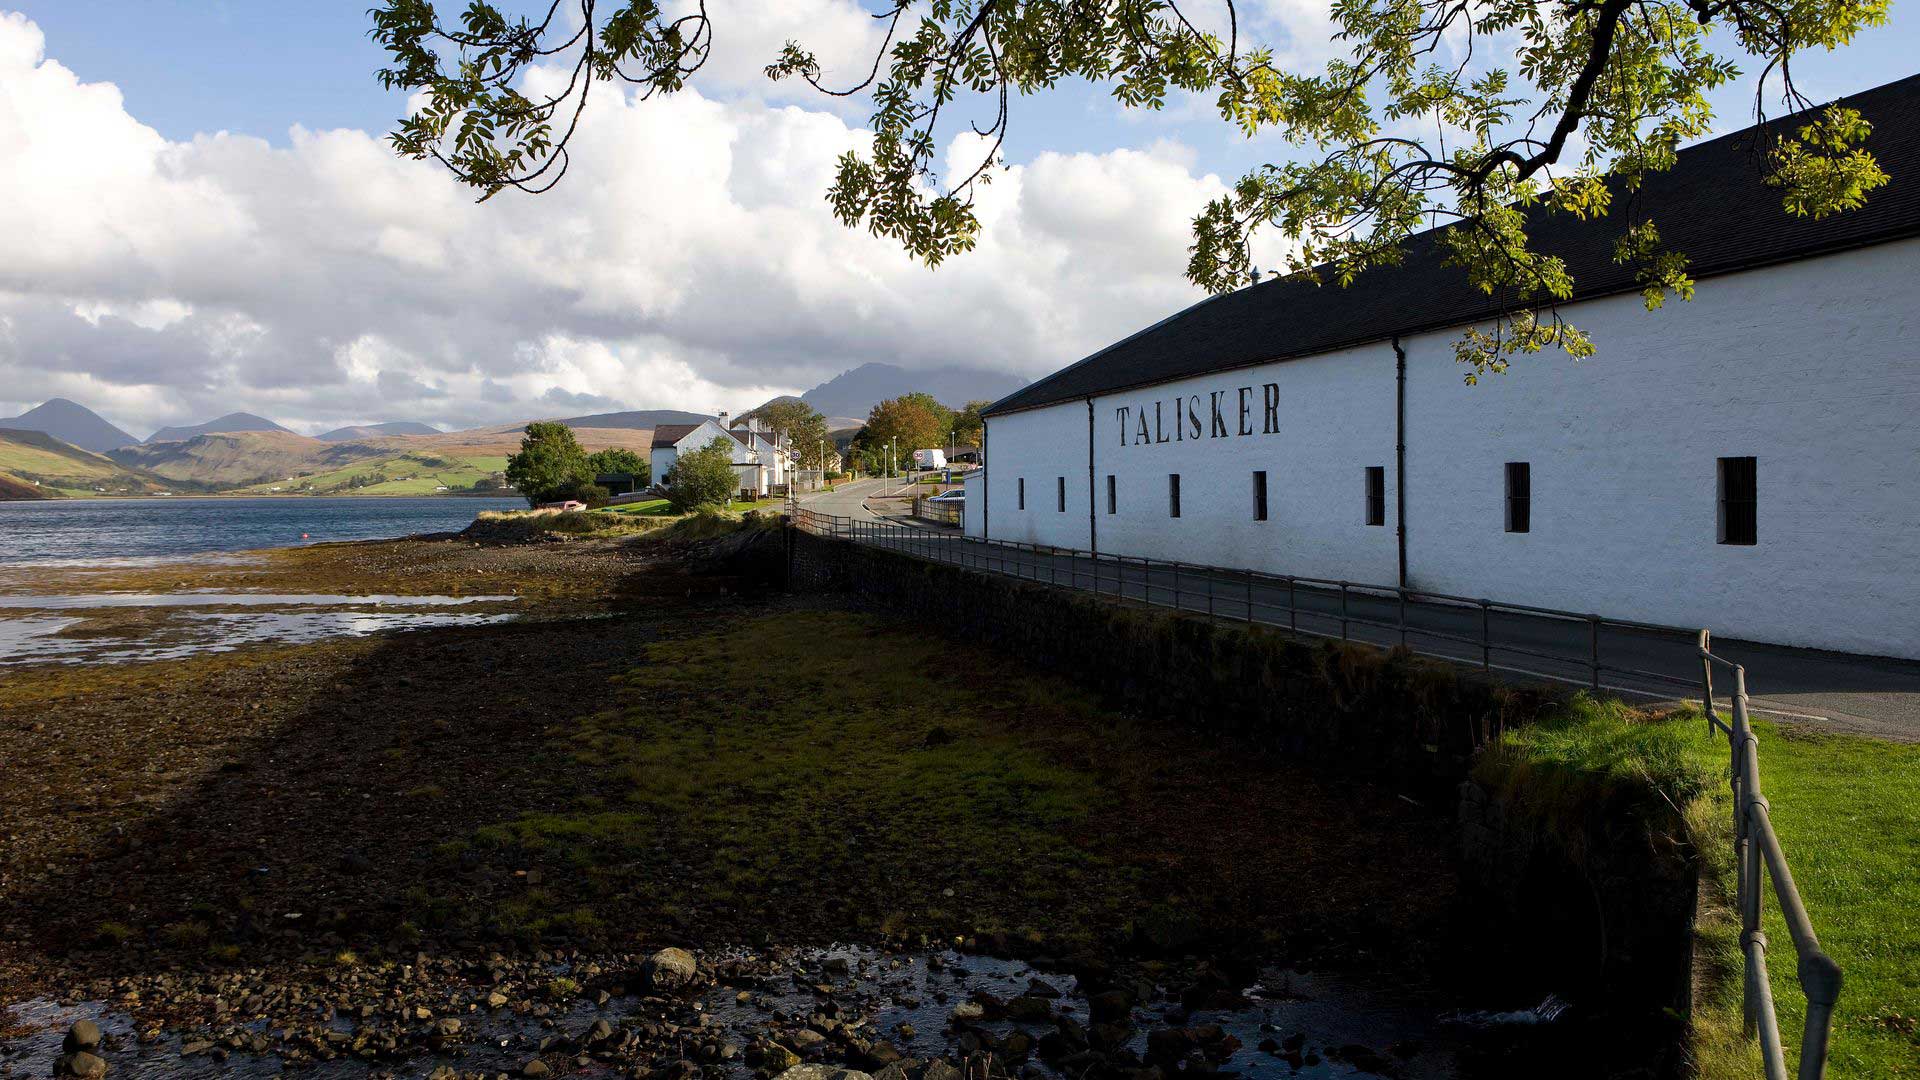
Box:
13 939 1475 1080
1 530 1569 1078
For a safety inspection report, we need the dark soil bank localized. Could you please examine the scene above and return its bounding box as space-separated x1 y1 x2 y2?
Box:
1 534 1588 1078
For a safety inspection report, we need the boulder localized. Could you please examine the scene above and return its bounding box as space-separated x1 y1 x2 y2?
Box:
774 1067 872 1080
52 1052 107 1079
62 1022 102 1054
643 947 700 991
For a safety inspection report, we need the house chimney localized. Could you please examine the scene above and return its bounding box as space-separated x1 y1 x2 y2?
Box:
718 411 730 429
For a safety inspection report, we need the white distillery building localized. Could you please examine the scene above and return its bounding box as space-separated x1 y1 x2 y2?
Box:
968 73 1920 660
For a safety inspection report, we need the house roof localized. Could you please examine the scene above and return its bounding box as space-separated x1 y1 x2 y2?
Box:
650 423 702 447
984 72 1920 417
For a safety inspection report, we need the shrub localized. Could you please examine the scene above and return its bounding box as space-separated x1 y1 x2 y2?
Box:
664 437 738 512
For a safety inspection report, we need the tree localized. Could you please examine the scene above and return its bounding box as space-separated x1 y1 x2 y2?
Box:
505 421 594 506
373 0 1889 379
743 400 833 469
951 400 991 449
664 436 738 512
586 447 648 484
860 394 952 465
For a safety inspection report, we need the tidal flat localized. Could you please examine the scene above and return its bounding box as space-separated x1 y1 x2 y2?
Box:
0 530 1578 1078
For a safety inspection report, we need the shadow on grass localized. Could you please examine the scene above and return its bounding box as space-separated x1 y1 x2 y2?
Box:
2 575 1462 999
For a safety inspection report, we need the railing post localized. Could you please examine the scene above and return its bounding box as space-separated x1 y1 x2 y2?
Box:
1339 583 1349 641
1288 577 1297 633
1174 564 1182 612
1480 601 1492 671
1206 568 1215 618
1245 573 1254 624
1700 629 1716 733
1398 587 1408 649
1589 615 1602 691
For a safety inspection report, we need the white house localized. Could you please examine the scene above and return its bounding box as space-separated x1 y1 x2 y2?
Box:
973 73 1920 660
651 414 799 500
726 413 795 495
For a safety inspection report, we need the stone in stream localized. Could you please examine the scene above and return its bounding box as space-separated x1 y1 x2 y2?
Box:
1087 989 1133 1024
521 1058 551 1078
643 947 700 991
1004 995 1054 1022
52 1051 107 1079
61 1022 102 1054
775 1067 873 1080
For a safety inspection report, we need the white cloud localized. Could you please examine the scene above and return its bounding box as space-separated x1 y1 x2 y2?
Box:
0 9 1231 437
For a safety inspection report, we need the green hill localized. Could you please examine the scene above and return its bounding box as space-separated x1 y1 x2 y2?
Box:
238 452 511 495
0 429 168 497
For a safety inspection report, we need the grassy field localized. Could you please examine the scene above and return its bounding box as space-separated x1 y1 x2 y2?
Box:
601 496 785 515
240 453 510 495
1489 699 1919 1077
1749 722 1920 1077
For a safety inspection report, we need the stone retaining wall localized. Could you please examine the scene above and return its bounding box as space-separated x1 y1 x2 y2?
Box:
789 530 1552 792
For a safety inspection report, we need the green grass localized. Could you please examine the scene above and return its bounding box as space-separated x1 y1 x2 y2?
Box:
1482 695 1919 1078
601 496 785 516
1747 723 1920 1077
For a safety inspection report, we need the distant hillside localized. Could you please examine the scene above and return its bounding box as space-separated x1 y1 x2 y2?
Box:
111 431 381 487
0 399 138 452
550 409 710 430
799 363 1025 419
0 428 166 497
315 421 441 442
101 424 659 494
148 412 293 444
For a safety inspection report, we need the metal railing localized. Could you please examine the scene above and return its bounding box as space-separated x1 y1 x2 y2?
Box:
1698 631 1841 1080
911 495 962 526
792 506 1700 693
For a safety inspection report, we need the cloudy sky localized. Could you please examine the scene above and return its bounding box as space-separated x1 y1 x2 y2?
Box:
2 2 1914 439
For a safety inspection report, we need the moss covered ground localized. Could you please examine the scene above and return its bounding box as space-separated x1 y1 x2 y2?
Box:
456 606 1460 961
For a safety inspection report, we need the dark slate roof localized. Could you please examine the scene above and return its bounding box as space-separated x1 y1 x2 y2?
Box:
651 423 702 447
985 72 1920 417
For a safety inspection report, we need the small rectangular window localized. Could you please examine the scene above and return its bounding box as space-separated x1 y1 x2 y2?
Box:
1505 462 1531 533
1017 477 1025 510
1252 470 1268 521
1718 456 1756 545
1364 466 1386 526
1057 476 1067 512
1169 474 1182 518
1106 474 1116 515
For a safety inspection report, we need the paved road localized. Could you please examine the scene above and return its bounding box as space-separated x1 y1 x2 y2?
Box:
792 511 1920 740
795 475 928 525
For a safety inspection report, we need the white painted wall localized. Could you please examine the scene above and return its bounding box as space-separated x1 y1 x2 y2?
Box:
982 403 1093 549
962 469 986 537
1401 237 1920 656
982 236 1920 658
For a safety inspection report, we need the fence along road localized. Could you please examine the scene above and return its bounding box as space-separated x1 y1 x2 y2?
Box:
791 507 1850 1078
788 507 1920 740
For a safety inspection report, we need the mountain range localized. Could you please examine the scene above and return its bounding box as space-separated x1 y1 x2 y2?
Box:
798 362 1025 420
0 364 1028 498
315 421 442 442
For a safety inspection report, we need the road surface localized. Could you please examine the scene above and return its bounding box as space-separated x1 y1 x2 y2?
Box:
789 506 1920 740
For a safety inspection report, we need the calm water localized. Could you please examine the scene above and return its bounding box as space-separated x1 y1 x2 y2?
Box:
0 496 522 564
